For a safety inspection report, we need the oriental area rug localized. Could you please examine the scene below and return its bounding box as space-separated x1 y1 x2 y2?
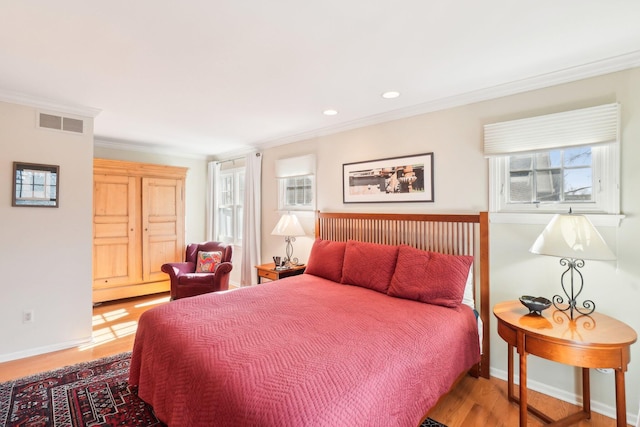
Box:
0 352 446 427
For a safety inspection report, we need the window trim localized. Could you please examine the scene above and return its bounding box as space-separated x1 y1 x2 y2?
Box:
490 212 625 227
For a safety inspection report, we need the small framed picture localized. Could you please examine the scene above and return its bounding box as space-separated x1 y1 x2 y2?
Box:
343 153 434 203
12 162 60 207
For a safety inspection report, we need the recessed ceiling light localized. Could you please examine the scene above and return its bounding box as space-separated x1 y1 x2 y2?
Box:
323 109 338 116
382 91 400 99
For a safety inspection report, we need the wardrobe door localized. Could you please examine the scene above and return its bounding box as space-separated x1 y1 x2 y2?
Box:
93 174 140 289
141 177 185 283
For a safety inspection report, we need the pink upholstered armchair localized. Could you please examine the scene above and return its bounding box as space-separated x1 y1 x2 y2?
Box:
162 241 233 300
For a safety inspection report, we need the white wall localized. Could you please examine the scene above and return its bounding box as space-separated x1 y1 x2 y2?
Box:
261 67 640 421
0 101 94 361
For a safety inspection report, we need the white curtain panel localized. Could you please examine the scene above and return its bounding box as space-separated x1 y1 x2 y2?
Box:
241 152 262 286
206 161 221 241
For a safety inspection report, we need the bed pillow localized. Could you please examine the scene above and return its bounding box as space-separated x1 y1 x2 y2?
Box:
388 245 473 308
462 264 475 309
304 239 347 283
341 240 398 293
195 251 222 273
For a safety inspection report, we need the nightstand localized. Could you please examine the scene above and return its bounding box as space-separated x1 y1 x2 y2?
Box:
255 263 306 284
494 300 637 427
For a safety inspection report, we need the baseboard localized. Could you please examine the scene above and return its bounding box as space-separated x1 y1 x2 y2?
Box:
490 367 638 426
92 281 170 304
0 336 92 364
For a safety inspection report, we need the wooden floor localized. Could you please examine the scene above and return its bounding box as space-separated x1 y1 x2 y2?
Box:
0 293 627 426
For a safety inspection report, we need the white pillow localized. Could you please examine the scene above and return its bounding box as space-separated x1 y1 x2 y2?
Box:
462 263 474 310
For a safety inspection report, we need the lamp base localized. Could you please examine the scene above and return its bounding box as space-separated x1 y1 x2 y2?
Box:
552 258 595 320
284 236 299 267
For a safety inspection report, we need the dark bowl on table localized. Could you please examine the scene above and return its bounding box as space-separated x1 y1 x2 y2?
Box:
519 295 552 314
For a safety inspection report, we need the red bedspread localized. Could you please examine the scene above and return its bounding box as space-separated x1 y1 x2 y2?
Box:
129 274 480 427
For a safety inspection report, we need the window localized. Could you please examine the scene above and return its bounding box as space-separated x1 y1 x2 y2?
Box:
510 147 592 204
486 104 620 215
279 175 314 211
275 154 316 211
217 168 244 245
492 145 618 213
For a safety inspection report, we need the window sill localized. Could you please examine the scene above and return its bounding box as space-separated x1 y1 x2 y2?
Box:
276 209 315 215
490 212 625 227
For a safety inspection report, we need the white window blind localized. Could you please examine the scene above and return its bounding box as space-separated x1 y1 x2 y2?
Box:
484 103 620 156
275 154 316 178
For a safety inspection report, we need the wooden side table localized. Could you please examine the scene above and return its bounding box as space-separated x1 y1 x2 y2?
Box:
255 263 306 284
494 300 637 427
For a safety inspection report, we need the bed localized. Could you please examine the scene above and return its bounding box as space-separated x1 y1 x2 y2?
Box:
129 211 490 427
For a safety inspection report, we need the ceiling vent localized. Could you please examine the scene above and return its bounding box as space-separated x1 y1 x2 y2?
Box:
39 112 84 134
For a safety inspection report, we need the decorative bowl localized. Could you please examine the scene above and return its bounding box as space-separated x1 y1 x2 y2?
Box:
519 295 552 315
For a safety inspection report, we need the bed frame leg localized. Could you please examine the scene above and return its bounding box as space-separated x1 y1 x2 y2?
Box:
469 363 481 378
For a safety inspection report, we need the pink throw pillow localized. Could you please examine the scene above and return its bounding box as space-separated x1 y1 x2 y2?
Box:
341 240 398 293
388 245 473 308
304 239 346 283
195 251 222 273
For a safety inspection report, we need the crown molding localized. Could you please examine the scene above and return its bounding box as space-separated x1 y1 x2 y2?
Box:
0 88 101 118
256 49 640 148
94 137 208 160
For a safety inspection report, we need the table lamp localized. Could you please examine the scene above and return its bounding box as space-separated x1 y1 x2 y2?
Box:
271 213 305 266
529 210 615 319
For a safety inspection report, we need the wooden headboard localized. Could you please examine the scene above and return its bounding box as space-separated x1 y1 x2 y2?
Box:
315 211 490 379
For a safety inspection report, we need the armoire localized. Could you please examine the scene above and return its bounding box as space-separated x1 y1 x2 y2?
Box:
93 159 187 303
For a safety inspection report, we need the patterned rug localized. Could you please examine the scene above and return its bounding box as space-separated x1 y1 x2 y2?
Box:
0 352 163 427
0 352 446 426
420 418 446 427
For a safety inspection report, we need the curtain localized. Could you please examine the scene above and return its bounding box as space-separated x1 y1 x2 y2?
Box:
241 152 262 286
206 161 221 241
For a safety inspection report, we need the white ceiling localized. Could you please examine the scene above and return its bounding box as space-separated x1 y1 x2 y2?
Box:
2 1 640 157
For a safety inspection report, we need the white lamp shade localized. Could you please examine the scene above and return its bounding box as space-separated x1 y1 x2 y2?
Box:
529 213 615 261
271 213 305 237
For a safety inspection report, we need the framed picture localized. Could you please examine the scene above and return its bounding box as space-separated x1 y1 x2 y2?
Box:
12 162 60 207
343 153 434 203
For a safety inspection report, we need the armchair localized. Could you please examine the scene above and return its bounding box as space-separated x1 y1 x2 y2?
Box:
162 241 233 300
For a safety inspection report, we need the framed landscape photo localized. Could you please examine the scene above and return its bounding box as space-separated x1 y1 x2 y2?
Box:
12 162 60 207
343 152 434 203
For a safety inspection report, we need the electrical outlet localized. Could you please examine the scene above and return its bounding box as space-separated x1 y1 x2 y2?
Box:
596 368 614 374
22 310 34 323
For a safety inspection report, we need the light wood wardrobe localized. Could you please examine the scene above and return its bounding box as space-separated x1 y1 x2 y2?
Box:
93 159 187 303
